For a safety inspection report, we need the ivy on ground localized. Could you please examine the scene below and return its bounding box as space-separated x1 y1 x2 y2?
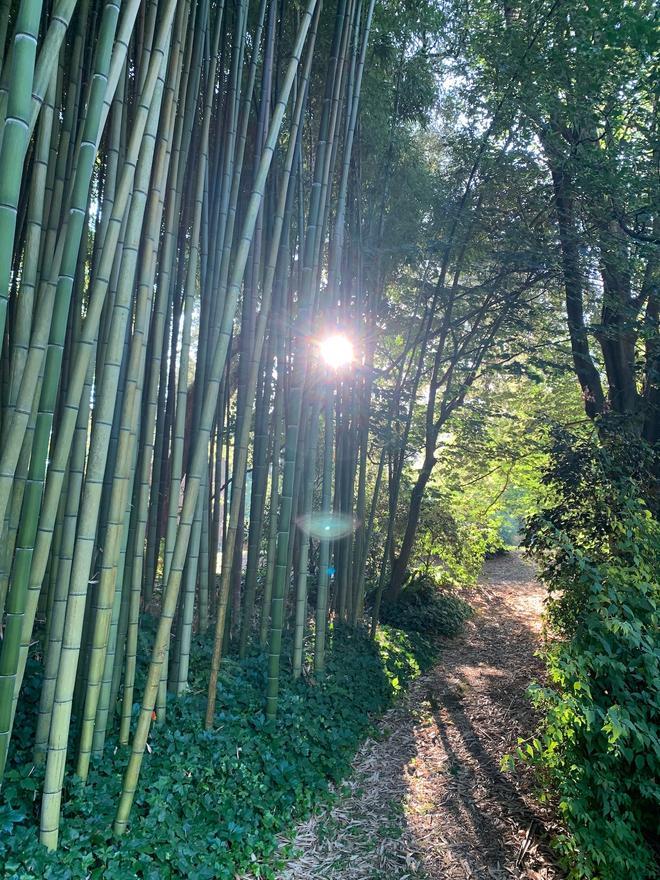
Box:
379 571 472 637
0 624 436 880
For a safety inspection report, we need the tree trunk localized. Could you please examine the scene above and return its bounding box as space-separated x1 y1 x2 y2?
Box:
385 452 435 602
548 160 605 419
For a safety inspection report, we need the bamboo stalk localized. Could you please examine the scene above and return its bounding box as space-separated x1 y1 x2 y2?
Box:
114 0 320 831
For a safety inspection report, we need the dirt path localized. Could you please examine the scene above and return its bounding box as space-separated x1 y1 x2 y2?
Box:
277 552 563 880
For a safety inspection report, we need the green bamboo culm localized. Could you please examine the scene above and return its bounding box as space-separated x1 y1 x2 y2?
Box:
26 0 81 135
113 0 320 833
0 0 43 351
266 0 350 720
38 0 178 846
206 0 320 709
0 0 121 786
314 397 334 672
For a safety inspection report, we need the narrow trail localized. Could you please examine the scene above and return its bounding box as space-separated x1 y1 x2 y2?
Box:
278 552 563 880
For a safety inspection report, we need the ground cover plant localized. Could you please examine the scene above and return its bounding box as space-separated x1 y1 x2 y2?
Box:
379 571 472 638
0 623 436 879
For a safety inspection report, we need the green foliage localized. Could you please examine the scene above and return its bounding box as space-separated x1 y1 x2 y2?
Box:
373 624 437 691
527 425 658 634
432 373 584 546
412 489 492 587
436 0 658 438
391 372 585 602
380 571 472 638
523 428 660 880
0 625 432 879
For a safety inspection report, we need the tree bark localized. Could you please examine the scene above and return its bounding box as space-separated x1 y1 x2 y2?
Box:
548 160 605 419
385 452 434 601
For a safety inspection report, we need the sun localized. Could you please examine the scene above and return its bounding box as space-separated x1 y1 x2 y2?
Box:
318 334 354 369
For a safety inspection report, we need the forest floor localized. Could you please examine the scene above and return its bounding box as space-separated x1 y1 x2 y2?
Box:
276 551 564 880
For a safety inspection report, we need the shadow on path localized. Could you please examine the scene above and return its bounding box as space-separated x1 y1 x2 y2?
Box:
257 552 563 880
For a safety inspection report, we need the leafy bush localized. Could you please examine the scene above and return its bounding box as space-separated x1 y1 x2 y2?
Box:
380 571 472 637
524 427 660 880
0 625 434 880
413 490 489 587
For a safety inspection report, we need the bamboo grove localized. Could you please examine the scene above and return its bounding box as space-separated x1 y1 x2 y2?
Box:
0 0 391 848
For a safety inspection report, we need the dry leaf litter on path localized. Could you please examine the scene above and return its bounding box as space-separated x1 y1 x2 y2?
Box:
243 552 564 880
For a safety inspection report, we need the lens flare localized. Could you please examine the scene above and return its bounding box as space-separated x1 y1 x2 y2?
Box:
318 334 354 369
296 511 358 540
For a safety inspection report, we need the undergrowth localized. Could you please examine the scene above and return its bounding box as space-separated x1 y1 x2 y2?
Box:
522 426 660 880
0 623 435 880
379 570 472 637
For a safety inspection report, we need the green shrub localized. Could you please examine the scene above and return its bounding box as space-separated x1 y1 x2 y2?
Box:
413 492 490 588
0 625 433 880
379 571 472 637
524 427 660 880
